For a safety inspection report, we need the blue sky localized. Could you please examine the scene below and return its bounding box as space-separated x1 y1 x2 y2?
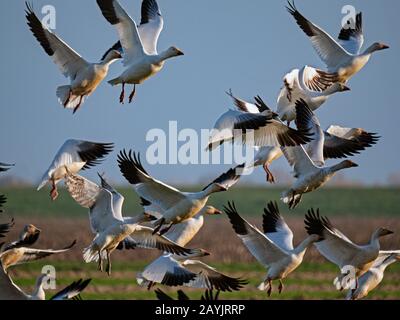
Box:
0 0 399 186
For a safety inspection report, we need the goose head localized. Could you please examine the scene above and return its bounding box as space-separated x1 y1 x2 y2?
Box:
102 49 123 64
203 205 223 216
162 46 185 59
21 224 41 244
32 274 51 300
365 42 390 54
339 160 359 169
374 227 394 239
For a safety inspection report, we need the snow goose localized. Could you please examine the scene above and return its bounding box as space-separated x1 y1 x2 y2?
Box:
64 172 205 275
117 150 241 235
25 3 122 114
0 259 91 300
225 201 319 296
134 203 244 291
323 125 379 159
277 66 350 123
96 0 184 104
281 100 359 209
304 209 394 290
207 94 312 151
37 139 114 200
225 92 289 183
0 240 76 271
137 252 248 292
227 94 376 185
286 1 389 83
3 224 41 251
347 251 400 300
136 201 244 291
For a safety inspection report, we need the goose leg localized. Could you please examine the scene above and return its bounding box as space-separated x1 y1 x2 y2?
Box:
278 280 284 294
287 121 291 127
98 251 103 272
267 279 273 297
147 281 155 291
50 180 58 201
263 163 275 184
73 96 83 114
128 85 136 103
106 250 112 276
152 218 165 235
119 83 125 104
64 90 72 108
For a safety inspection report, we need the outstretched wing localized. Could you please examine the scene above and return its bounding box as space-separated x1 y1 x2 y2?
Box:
25 3 88 80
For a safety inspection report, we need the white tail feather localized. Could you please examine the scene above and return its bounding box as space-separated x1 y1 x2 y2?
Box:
56 86 83 109
82 245 105 263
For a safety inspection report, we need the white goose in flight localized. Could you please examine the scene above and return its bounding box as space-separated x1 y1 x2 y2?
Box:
225 201 319 296
347 251 400 300
64 172 204 276
138 252 247 292
277 65 350 124
286 1 389 83
136 201 245 292
97 0 184 104
227 93 377 184
37 139 114 200
207 93 312 151
25 3 122 114
117 150 242 235
0 240 76 271
281 100 359 209
304 209 394 290
0 262 91 300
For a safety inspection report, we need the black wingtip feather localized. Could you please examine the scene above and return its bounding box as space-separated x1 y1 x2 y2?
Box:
286 0 316 37
338 12 363 41
97 0 120 25
262 201 282 234
304 208 332 239
202 163 245 191
80 142 114 170
209 275 248 292
141 0 161 25
25 1 54 57
0 219 15 238
224 201 248 236
254 95 272 113
161 269 197 287
101 41 122 61
117 149 149 185
50 278 92 300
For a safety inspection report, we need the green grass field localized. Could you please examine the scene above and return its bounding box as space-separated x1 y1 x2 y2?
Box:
3 186 400 217
2 186 400 300
11 261 400 300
